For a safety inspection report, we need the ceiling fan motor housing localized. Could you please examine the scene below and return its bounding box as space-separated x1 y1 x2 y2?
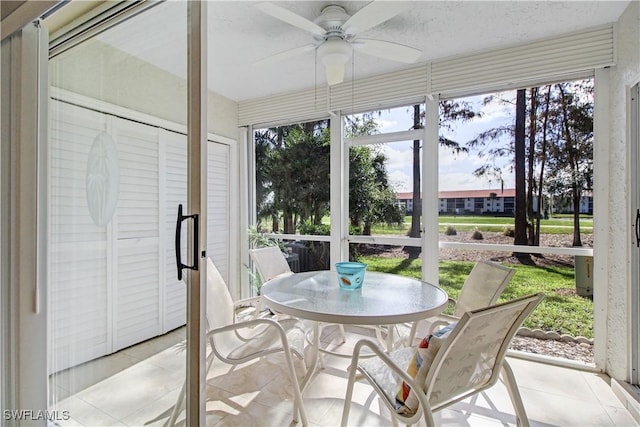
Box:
314 5 352 40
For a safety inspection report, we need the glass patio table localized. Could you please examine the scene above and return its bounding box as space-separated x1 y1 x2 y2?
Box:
260 270 448 391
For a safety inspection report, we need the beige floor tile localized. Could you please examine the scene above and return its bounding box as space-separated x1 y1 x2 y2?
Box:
518 386 620 426
119 387 182 427
582 371 628 407
50 327 637 427
78 360 184 421
55 394 127 427
603 404 638 427
120 327 185 361
507 357 600 403
50 351 142 397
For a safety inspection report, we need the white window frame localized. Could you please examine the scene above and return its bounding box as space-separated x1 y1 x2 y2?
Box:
337 99 440 284
1 21 49 421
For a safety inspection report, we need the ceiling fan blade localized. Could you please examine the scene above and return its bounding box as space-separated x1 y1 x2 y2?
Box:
353 39 422 63
255 2 326 37
254 43 317 66
342 1 411 35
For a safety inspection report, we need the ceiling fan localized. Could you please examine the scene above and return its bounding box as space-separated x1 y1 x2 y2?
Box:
255 1 422 86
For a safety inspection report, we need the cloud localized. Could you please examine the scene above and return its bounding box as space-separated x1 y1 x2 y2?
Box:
377 118 401 132
472 92 515 123
380 142 414 168
360 98 517 194
389 170 412 193
438 171 513 192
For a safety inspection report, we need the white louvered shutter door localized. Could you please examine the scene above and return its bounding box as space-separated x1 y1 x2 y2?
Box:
162 129 187 332
113 117 161 350
49 100 110 372
207 141 230 284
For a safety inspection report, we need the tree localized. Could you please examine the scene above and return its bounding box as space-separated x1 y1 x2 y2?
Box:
407 100 479 239
254 128 281 231
550 81 593 246
409 105 421 238
514 89 529 247
468 80 593 249
534 86 553 244
255 116 402 236
255 120 330 233
346 117 403 235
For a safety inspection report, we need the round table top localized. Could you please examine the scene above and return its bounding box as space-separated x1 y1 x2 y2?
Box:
260 270 448 325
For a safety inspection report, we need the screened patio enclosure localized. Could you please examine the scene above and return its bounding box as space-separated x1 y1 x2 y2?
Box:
2 0 640 423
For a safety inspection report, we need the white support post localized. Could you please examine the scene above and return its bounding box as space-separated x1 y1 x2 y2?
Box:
330 114 346 265
422 97 440 285
241 125 253 298
592 67 609 372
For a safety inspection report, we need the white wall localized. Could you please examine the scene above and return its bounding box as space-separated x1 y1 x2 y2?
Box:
606 0 640 379
50 39 238 140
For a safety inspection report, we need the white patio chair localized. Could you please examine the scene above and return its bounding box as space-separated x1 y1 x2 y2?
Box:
249 245 293 284
404 260 515 346
249 245 295 317
341 293 544 427
250 246 348 350
167 258 308 426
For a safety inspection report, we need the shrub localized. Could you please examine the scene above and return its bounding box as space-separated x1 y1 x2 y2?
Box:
503 226 515 237
471 228 483 240
445 225 457 236
298 221 330 236
247 226 283 249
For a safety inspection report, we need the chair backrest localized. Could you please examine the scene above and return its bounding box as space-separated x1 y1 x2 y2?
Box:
453 261 516 317
206 257 245 356
425 293 544 409
206 257 235 332
249 246 292 283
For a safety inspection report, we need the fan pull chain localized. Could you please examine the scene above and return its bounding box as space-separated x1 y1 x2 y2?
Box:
351 45 355 115
314 47 318 110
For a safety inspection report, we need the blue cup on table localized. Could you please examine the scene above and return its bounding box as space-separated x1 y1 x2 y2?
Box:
335 262 367 290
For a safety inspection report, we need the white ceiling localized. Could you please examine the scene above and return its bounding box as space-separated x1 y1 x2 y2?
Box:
97 1 630 102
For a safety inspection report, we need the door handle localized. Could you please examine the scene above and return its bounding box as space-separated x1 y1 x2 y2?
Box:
175 204 199 280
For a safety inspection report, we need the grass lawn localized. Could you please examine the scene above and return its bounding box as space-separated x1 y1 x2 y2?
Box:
357 255 593 339
437 215 593 234
370 215 594 235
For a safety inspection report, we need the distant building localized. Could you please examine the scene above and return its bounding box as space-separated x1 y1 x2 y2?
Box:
550 191 594 215
396 189 593 215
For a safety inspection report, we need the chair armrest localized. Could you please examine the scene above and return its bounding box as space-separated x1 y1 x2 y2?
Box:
210 316 284 335
426 314 459 335
233 296 267 323
234 296 261 306
349 340 425 406
207 317 293 364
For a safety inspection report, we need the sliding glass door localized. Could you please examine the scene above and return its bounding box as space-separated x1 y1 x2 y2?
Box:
46 2 207 425
631 82 640 385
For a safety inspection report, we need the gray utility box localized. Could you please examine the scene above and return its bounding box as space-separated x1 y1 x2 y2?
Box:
574 255 593 297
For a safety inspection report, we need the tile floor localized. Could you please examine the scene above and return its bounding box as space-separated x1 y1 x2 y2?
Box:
50 325 637 427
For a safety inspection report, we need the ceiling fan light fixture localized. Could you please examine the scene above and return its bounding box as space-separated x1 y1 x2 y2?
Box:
317 38 351 86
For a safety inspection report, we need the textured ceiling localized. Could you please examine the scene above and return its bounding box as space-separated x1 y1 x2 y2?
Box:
96 1 630 102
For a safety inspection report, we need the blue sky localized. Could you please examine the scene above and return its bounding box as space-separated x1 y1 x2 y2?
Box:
370 92 516 193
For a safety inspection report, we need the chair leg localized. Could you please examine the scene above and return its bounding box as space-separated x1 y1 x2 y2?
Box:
340 362 358 427
407 321 419 346
338 324 346 343
501 360 530 427
167 379 186 427
283 350 308 426
422 408 436 427
167 351 216 426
